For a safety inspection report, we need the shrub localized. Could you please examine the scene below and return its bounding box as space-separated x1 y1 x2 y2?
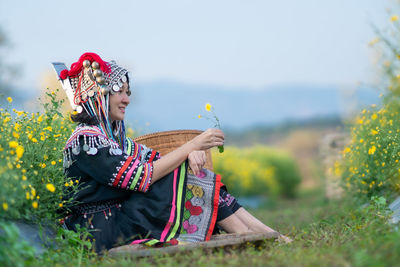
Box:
340 12 400 201
212 146 301 198
0 90 76 222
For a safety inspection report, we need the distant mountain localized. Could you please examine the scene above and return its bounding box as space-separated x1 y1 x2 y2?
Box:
8 80 380 133
127 80 380 133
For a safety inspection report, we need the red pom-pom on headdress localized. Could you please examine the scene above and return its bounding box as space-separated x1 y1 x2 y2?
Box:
59 52 111 79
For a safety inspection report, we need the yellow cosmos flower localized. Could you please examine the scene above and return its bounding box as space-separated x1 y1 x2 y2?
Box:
51 161 56 165
31 138 38 143
12 132 20 139
198 114 202 119
32 201 38 209
360 139 364 143
14 123 21 132
371 129 378 135
7 97 12 103
16 145 24 159
368 145 376 155
9 141 18 148
37 115 43 123
2 202 8 211
59 203 63 208
14 110 24 116
41 163 46 168
46 183 56 192
391 15 399 22
22 175 27 181
371 114 377 120
205 103 212 112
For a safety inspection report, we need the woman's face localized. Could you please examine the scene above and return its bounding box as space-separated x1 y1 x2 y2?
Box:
109 82 130 122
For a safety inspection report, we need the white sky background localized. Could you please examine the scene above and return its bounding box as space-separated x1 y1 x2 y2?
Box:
0 0 392 90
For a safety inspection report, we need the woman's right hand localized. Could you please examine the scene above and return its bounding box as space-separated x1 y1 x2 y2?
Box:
190 128 224 151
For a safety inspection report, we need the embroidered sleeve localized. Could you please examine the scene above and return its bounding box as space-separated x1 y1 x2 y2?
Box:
126 138 161 163
64 132 154 193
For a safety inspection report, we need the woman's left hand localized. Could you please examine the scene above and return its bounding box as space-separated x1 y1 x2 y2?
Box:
188 150 206 176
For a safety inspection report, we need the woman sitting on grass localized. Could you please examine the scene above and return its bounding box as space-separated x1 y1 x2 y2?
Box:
56 52 290 253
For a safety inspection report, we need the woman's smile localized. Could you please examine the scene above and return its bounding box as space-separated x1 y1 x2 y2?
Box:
109 82 130 122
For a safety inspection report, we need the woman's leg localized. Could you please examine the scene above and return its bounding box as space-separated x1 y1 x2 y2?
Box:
233 207 277 233
217 213 252 233
234 207 292 243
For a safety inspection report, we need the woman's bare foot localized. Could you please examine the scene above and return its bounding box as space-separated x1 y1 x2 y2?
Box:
277 234 293 243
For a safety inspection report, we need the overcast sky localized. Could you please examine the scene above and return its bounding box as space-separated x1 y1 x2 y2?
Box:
0 0 392 91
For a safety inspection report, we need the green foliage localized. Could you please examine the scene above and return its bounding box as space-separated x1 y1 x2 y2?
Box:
0 89 77 222
0 221 36 267
0 90 98 266
340 12 400 201
39 225 96 266
212 146 301 198
340 102 400 200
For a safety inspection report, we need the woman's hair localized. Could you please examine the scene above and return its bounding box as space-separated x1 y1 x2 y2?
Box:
70 74 130 125
70 109 99 125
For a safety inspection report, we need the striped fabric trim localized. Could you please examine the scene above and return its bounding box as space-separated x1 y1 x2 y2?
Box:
142 164 153 192
126 138 132 155
205 174 222 241
129 165 143 190
138 167 146 191
130 162 186 245
138 164 149 191
132 141 139 159
159 161 186 242
65 125 118 150
159 167 179 242
131 238 150 245
166 162 186 241
121 159 140 189
148 150 157 162
112 156 134 187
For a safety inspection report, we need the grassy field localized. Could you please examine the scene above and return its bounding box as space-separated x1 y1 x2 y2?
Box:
54 189 394 267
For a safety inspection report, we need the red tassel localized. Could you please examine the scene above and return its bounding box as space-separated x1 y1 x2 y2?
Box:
62 52 112 79
60 69 69 80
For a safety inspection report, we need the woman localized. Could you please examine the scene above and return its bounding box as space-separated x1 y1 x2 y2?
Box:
56 52 288 253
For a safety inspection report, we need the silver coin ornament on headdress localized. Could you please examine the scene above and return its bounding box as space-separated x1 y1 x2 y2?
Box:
52 55 130 113
53 53 130 157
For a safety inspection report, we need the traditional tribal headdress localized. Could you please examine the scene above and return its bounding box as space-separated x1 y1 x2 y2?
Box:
52 52 129 151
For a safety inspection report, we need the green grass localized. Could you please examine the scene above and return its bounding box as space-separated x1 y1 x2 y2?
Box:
3 187 399 267
46 189 396 267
